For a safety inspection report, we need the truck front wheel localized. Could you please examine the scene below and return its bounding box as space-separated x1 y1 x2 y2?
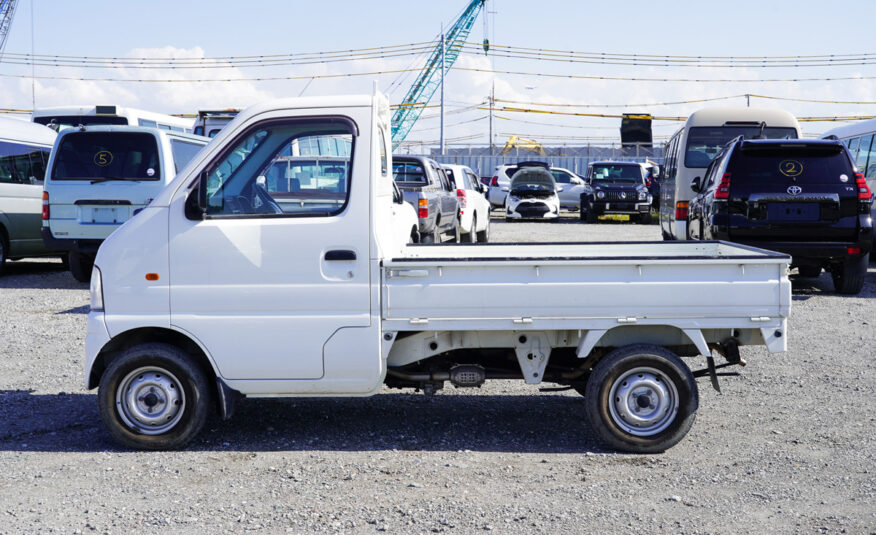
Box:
68 252 94 283
584 345 698 453
98 343 212 450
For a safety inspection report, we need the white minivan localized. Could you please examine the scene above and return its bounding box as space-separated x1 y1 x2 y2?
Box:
42 126 209 281
0 117 58 274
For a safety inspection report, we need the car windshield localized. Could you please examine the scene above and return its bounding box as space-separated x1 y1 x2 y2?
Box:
590 165 641 183
729 144 853 185
510 169 556 191
51 132 160 181
685 126 798 168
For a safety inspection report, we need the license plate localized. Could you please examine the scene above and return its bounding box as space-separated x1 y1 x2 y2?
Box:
90 207 119 223
767 202 819 222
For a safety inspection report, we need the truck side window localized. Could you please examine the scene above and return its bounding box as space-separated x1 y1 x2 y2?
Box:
378 126 388 177
204 119 354 218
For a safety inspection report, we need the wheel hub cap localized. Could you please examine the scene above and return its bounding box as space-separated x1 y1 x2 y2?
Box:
608 367 679 437
116 367 185 435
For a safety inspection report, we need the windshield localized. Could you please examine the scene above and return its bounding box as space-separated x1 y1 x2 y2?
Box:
51 132 160 181
510 169 556 191
590 164 642 183
34 115 128 132
685 126 798 168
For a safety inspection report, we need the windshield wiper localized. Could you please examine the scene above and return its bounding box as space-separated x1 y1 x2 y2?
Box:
89 177 143 185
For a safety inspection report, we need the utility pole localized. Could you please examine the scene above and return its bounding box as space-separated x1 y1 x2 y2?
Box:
488 81 494 155
439 30 445 157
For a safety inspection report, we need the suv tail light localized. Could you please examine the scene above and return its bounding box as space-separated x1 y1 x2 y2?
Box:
41 191 50 220
417 198 428 219
456 188 467 214
855 172 872 200
675 201 689 220
714 173 732 199
490 176 498 187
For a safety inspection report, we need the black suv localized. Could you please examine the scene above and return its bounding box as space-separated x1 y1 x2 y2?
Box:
580 161 653 224
688 138 873 294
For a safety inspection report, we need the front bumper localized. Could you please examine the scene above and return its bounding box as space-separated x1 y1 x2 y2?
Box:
85 311 111 389
586 200 651 216
506 201 559 219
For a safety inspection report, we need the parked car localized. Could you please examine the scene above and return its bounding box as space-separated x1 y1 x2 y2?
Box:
392 155 459 243
504 166 561 220
548 166 587 210
390 181 419 246
443 163 491 242
580 161 653 224
41 125 209 282
0 118 59 275
643 163 661 210
688 137 873 294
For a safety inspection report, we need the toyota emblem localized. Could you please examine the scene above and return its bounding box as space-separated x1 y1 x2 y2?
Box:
787 185 802 195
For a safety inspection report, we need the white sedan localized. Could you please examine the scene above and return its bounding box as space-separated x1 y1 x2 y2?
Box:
503 167 561 220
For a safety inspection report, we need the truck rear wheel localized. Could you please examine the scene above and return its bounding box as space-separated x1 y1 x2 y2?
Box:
68 252 94 283
98 343 212 450
584 344 698 453
832 253 868 295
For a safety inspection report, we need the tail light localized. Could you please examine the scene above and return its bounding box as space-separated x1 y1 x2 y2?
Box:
675 201 689 220
848 246 862 255
417 198 428 219
714 173 732 199
456 188 467 214
855 172 872 200
490 176 498 187
41 191 50 220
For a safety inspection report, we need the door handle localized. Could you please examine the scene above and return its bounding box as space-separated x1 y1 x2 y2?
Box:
325 250 356 261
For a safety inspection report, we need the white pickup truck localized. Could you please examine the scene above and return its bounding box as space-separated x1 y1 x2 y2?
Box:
85 91 791 453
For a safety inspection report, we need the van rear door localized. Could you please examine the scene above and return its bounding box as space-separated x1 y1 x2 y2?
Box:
727 143 860 243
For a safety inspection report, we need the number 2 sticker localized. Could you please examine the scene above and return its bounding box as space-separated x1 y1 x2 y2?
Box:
779 160 802 177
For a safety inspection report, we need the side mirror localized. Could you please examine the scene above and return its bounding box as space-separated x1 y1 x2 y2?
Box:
501 186 510 192
556 185 564 192
256 175 266 187
185 172 208 220
392 182 404 204
572 177 583 185
651 166 661 179
690 176 702 194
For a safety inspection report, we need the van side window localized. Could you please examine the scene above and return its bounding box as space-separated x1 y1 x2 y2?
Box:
138 119 157 128
0 141 50 184
205 119 354 218
170 139 205 174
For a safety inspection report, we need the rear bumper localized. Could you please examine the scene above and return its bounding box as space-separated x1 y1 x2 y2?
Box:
723 239 871 263
42 228 102 254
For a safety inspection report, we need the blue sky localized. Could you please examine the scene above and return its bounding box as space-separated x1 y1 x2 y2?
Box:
2 0 874 144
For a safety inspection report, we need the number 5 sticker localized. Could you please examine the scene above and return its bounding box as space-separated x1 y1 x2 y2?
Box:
779 160 802 177
94 150 113 166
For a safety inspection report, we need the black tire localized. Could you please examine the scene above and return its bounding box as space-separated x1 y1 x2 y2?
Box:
409 227 420 244
476 217 490 243
832 253 869 295
68 252 94 283
98 343 212 450
796 265 821 278
584 344 698 453
465 215 477 243
0 228 8 277
421 225 439 244
586 210 598 224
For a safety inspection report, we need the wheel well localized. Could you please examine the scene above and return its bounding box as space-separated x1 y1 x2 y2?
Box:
89 327 217 390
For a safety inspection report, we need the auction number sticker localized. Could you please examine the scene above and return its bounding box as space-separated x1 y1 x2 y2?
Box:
779 160 803 177
94 150 113 167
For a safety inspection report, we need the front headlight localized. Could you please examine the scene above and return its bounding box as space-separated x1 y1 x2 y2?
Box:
638 191 648 201
596 191 605 200
90 266 104 312
509 196 520 203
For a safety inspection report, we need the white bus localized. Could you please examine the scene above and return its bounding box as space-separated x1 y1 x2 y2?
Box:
821 118 876 196
659 108 801 240
32 105 192 134
0 116 59 273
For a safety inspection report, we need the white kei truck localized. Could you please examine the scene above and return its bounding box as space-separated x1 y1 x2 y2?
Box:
86 91 792 453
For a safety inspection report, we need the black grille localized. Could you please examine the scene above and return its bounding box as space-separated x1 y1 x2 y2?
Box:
603 191 635 201
516 203 550 217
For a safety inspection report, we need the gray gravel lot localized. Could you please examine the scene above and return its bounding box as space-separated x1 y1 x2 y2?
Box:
1 212 875 534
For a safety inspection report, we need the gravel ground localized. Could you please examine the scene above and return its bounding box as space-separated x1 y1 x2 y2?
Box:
1 212 875 534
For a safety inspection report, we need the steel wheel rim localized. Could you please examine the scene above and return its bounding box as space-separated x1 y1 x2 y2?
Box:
608 366 678 437
116 366 185 435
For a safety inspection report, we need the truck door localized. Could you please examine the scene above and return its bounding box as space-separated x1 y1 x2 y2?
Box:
167 116 370 380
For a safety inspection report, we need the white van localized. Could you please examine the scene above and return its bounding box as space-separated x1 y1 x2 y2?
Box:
0 117 58 274
659 108 801 240
32 105 193 133
42 126 209 281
